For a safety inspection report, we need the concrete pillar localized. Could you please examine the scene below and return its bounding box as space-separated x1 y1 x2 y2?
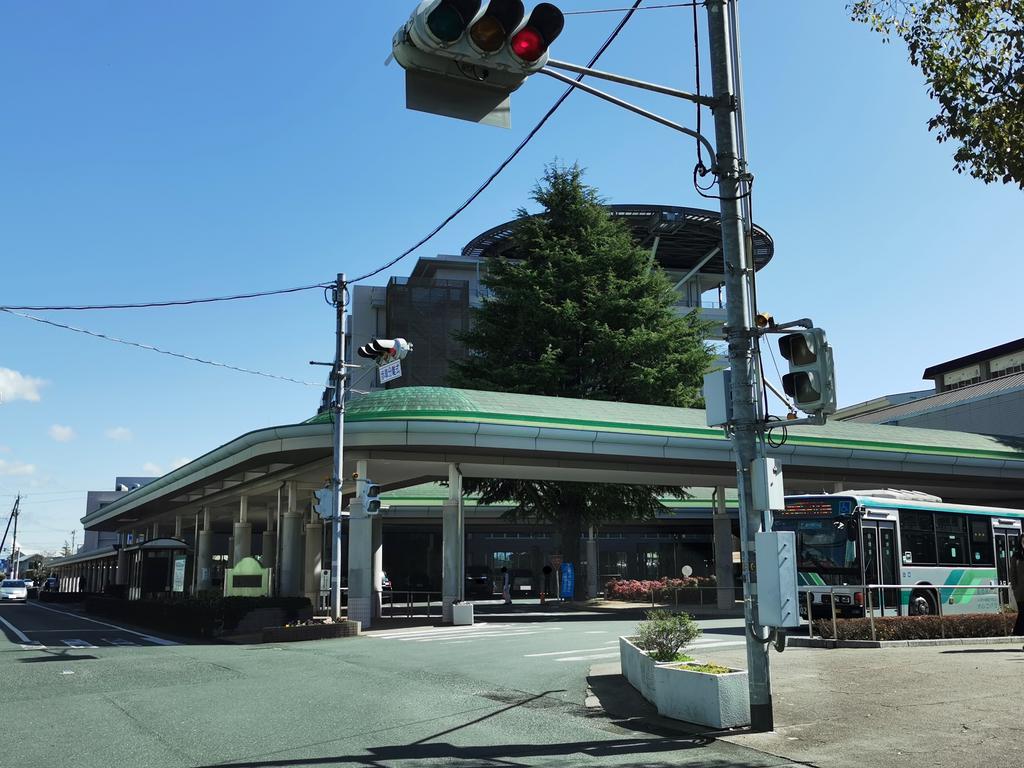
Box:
586 527 599 599
347 459 374 628
197 508 214 592
304 518 323 608
442 463 464 623
174 515 182 539
714 486 735 610
833 481 845 493
116 532 129 585
152 521 160 540
372 515 383 618
233 495 252 565
280 481 303 597
262 505 277 571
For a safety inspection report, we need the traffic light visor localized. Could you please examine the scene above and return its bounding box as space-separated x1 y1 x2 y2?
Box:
470 0 524 52
782 372 822 405
778 333 817 366
427 0 481 42
510 3 563 62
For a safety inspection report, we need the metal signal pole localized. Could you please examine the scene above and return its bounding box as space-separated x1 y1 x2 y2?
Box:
705 0 774 731
331 273 347 622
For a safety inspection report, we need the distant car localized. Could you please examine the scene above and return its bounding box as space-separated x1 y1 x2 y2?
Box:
465 566 493 599
21 579 34 589
0 579 28 602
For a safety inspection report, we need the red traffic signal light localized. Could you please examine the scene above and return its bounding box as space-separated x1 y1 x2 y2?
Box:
510 3 563 63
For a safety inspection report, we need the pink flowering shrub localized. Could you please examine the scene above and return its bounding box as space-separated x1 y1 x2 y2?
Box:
605 576 717 602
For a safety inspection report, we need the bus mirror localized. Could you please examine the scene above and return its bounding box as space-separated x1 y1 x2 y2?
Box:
846 520 858 542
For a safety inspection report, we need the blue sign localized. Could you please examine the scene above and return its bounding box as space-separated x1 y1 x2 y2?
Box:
0 558 7 573
559 562 574 600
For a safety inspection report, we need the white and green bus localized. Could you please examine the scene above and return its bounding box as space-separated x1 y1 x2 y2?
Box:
774 490 1024 618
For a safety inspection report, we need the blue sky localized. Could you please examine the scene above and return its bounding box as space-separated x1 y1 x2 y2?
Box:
1 1 1020 553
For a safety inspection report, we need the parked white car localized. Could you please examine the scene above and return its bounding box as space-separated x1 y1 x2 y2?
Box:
0 579 28 602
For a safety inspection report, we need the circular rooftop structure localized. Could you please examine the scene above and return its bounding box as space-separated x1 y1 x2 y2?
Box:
462 204 774 275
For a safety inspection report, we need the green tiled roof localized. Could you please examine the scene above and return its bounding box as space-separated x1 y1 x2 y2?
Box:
309 387 1024 462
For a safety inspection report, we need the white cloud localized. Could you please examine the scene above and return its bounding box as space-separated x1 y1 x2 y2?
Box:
105 426 133 441
0 459 35 476
0 368 46 403
142 461 163 476
49 424 76 443
170 457 190 470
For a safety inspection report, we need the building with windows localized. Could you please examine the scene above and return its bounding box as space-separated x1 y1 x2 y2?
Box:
836 337 1024 437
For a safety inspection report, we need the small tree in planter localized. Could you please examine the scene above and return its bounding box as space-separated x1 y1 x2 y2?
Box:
635 609 702 662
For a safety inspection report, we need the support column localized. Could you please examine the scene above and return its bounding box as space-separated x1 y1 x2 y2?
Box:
280 481 303 597
442 463 463 623
371 515 383 618
174 515 182 539
233 495 252 565
347 459 373 628
116 532 129 585
262 506 277 571
197 508 214 592
714 486 735 610
833 481 845 493
305 512 323 609
151 521 160 540
586 526 599 599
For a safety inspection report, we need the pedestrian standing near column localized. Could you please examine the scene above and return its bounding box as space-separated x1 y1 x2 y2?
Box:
1011 537 1024 647
501 567 511 605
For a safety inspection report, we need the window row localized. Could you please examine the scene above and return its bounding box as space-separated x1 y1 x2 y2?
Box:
898 510 994 566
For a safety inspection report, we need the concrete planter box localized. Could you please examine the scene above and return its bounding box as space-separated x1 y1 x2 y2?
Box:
620 635 750 729
652 662 749 729
452 603 475 626
260 621 360 643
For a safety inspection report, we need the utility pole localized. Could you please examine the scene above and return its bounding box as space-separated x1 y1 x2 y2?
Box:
705 0 774 731
0 494 18 576
11 495 20 579
331 273 347 622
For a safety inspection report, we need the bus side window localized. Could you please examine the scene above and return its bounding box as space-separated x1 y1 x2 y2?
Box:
970 519 994 565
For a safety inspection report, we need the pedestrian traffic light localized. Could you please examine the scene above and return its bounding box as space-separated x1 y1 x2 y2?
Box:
356 338 413 362
313 489 335 520
777 329 837 415
391 1 565 127
362 480 382 516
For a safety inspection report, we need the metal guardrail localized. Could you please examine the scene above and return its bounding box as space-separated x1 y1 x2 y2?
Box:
383 590 443 619
634 586 720 608
802 583 1015 642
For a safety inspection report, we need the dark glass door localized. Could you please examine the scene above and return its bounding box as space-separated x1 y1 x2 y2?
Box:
862 522 899 615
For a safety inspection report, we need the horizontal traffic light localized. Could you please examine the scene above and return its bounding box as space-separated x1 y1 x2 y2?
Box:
510 3 563 63
356 338 413 361
426 0 481 43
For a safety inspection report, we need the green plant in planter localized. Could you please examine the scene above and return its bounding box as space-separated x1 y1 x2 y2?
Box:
634 609 702 662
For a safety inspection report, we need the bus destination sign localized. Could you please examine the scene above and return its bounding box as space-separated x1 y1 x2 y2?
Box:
779 498 854 517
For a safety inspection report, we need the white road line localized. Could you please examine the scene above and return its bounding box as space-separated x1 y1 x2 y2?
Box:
26 601 178 645
415 629 547 642
556 652 620 662
0 613 33 644
62 639 98 649
525 642 618 657
105 638 138 646
366 623 514 639
21 643 47 650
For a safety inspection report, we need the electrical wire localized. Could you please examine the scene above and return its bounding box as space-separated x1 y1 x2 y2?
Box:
0 281 333 312
0 308 320 386
350 1 645 285
565 2 697 13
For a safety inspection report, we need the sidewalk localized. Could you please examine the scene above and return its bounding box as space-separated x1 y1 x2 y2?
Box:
591 635 1024 768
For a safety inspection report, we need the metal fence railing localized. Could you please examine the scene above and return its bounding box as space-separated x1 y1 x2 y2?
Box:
802 583 1016 643
383 590 444 619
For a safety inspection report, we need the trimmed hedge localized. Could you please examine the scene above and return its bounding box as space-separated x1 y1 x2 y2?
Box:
813 612 1017 641
84 595 312 638
605 576 717 602
37 592 83 604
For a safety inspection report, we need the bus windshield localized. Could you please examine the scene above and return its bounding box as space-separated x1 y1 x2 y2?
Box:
774 517 859 582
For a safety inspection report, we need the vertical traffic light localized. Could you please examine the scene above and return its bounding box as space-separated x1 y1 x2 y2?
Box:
312 489 334 519
362 480 382 516
777 329 837 415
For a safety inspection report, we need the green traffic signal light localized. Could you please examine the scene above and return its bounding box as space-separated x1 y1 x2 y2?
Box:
427 0 481 43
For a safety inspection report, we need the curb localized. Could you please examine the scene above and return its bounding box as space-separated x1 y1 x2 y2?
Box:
787 634 1024 649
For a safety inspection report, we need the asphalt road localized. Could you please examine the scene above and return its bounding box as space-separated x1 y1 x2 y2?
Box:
0 603 794 768
0 600 177 649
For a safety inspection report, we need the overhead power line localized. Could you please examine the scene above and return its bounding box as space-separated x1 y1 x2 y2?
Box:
566 2 697 14
0 281 333 312
0 308 320 386
351 0 644 285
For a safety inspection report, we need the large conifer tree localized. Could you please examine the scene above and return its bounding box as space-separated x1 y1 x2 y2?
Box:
448 164 716 596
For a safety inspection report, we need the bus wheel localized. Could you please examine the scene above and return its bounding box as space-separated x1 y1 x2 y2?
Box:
909 590 937 616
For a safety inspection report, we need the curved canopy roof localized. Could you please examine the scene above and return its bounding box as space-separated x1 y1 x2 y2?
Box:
461 204 774 275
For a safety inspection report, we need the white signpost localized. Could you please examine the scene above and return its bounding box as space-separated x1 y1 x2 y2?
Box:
378 360 403 384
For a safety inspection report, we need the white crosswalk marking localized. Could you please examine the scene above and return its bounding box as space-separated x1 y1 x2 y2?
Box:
62 639 97 648
367 623 563 644
104 638 138 646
